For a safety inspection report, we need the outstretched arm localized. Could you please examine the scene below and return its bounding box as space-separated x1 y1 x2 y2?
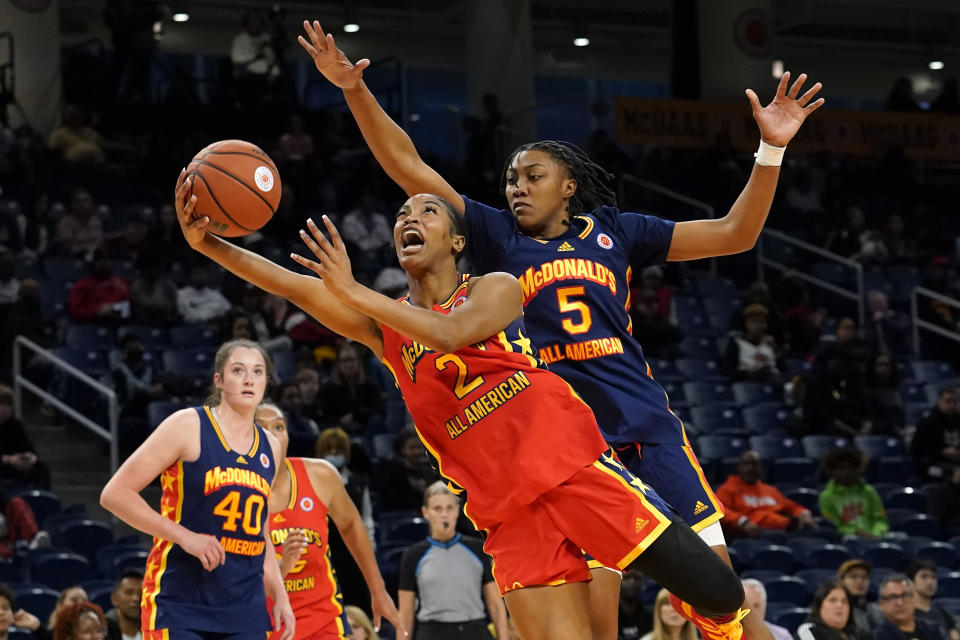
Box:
293 217 522 353
174 171 383 357
298 21 465 213
667 71 824 261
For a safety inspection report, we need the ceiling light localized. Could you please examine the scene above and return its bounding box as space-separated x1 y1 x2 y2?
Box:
573 37 590 47
343 22 359 33
172 12 189 22
929 60 945 70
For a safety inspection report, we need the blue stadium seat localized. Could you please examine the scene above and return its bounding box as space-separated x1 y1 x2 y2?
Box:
674 296 703 315
87 587 113 611
54 348 108 377
895 514 940 538
683 382 736 406
765 602 796 622
677 313 721 337
52 519 114 561
680 336 720 359
111 549 149 576
884 487 927 511
376 546 407 580
784 487 819 512
901 383 929 405
12 490 61 527
871 457 919 485
39 281 71 318
96 544 147 577
704 297 741 327
742 405 792 434
648 359 686 383
783 358 812 377
169 326 219 349
676 358 726 382
694 276 738 297
750 435 802 460
906 403 931 425
802 544 851 570
801 435 851 460
147 401 188 429
690 407 743 434
29 552 93 590
913 361 957 383
776 609 811 631
861 542 906 570
764 576 809 604
741 570 785 583
163 348 215 378
13 587 59 623
65 325 116 350
938 575 960 598
118 325 170 350
43 257 85 282
370 434 394 460
909 542 957 569
0 559 20 583
378 516 428 550
812 262 857 287
767 458 817 485
855 436 907 459
747 545 796 573
659 382 688 407
935 598 960 616
795 568 837 593
696 435 749 462
732 382 780 407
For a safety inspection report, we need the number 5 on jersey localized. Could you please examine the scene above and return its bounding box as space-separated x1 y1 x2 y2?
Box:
557 286 593 335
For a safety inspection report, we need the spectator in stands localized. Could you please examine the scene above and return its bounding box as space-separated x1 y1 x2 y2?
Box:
640 266 672 321
837 559 882 634
1 279 54 381
0 487 47 558
742 579 792 640
0 583 52 640
48 105 106 165
316 342 383 435
176 264 231 324
340 194 393 277
804 343 867 438
129 248 178 325
886 77 923 112
377 428 438 513
880 214 918 265
47 587 88 631
640 588 696 640
931 78 960 114
277 114 314 164
862 353 906 436
911 387 960 482
68 252 130 323
230 10 280 93
19 190 53 259
864 291 909 356
111 335 164 424
55 189 103 259
722 304 782 383
0 249 20 307
53 602 107 640
875 574 946 640
716 450 817 538
618 569 653 640
906 559 959 640
294 367 321 422
930 466 960 537
631 287 682 359
104 569 142 640
818 448 889 539
0 384 51 489
780 278 822 357
275 382 319 444
314 427 374 540
397 481 508 640
797 580 869 640
344 606 378 640
826 205 869 259
785 168 825 216
816 318 871 373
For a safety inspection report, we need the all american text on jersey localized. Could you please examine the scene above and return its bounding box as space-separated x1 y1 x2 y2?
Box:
444 370 532 439
538 336 625 363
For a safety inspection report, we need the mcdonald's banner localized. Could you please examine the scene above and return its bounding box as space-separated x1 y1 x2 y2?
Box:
614 97 960 162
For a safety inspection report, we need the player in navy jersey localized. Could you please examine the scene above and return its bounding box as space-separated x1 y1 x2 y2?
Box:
100 339 295 640
297 19 824 640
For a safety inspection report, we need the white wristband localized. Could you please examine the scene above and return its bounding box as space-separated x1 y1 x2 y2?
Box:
754 140 786 166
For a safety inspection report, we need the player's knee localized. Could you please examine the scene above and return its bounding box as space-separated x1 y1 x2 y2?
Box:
697 567 744 618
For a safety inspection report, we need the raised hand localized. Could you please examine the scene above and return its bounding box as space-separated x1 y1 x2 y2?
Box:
298 21 370 90
174 170 210 248
746 71 825 147
291 216 358 300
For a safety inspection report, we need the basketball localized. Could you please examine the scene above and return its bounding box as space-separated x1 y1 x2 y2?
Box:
185 139 281 237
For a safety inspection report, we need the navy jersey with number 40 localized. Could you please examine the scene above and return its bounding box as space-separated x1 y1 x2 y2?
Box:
462 196 683 445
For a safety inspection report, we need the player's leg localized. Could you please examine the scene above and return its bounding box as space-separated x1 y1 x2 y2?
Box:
504 583 593 640
586 564 621 640
628 439 775 640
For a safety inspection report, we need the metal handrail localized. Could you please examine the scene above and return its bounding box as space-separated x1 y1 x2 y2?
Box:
13 336 119 474
757 228 865 325
910 286 960 356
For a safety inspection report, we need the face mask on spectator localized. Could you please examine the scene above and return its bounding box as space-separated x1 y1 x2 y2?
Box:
324 454 346 470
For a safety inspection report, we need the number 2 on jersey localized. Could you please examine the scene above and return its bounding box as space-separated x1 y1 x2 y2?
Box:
435 354 485 399
213 491 265 535
557 286 593 335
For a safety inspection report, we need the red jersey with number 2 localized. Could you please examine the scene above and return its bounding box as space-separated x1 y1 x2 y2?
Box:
378 274 608 530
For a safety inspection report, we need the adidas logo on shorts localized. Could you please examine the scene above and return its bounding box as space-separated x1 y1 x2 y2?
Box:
635 517 649 533
694 501 708 515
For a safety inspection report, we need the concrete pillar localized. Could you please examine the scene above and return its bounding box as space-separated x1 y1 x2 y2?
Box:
0 0 62 133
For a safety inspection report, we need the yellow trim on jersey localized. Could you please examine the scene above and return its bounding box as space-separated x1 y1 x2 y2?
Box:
285 458 298 511
496 330 539 368
413 425 481 531
574 215 595 240
438 274 470 309
590 458 671 569
205 406 260 456
322 546 348 636
680 427 726 531
380 359 401 389
624 266 634 335
145 462 186 629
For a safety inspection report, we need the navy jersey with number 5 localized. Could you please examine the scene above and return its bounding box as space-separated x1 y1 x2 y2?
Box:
141 406 274 634
462 196 682 445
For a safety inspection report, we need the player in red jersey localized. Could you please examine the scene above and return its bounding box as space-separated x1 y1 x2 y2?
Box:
255 403 403 640
173 174 747 640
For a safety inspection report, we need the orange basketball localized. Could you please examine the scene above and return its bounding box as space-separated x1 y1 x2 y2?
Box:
185 139 281 237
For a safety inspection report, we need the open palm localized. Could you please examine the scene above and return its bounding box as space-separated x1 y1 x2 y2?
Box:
298 20 370 90
746 71 824 147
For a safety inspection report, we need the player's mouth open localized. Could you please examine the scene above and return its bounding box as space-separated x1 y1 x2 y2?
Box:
401 228 425 253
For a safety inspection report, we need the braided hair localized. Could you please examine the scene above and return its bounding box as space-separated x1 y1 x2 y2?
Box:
501 140 618 225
